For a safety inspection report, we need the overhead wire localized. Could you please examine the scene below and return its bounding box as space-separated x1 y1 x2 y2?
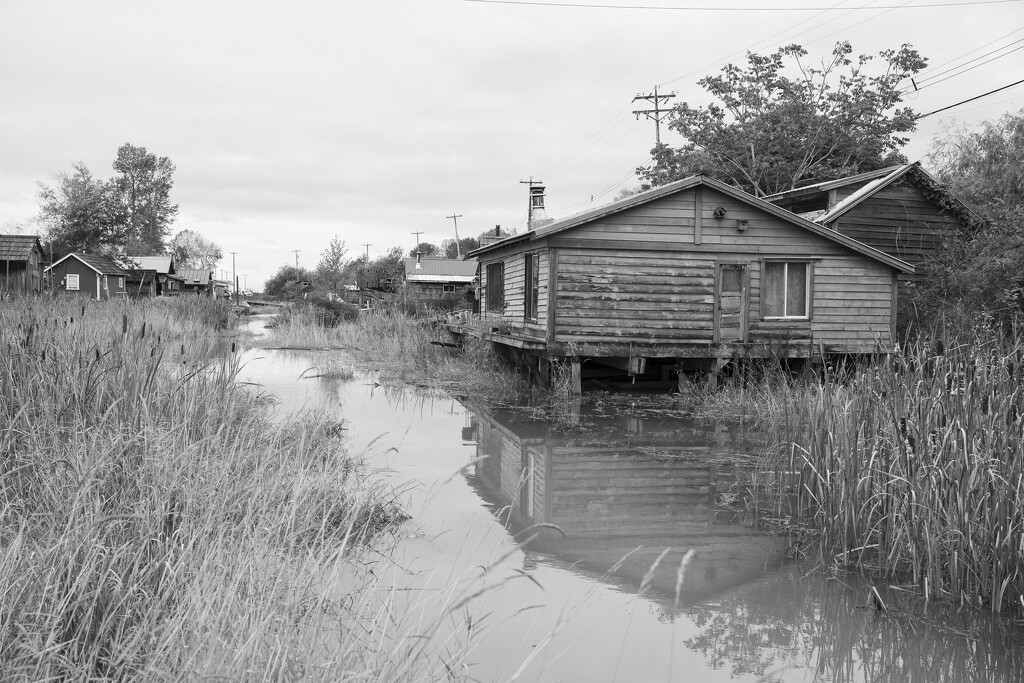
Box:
918 77 1024 118
463 0 1020 10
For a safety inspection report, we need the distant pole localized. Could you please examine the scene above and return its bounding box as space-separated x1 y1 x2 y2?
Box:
632 86 676 146
446 213 463 258
292 250 300 271
362 243 371 261
231 251 237 305
519 178 543 226
411 231 424 256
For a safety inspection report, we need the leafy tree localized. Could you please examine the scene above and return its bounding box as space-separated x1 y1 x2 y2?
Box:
264 264 315 298
408 242 438 257
910 110 1024 326
356 247 404 292
168 229 223 269
314 236 348 294
37 162 125 258
112 143 179 254
640 42 927 197
440 236 479 259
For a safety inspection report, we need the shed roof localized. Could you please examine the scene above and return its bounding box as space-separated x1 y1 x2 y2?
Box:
128 255 174 274
46 252 127 276
813 163 982 227
177 268 212 286
403 257 478 282
468 174 914 274
763 166 900 203
0 234 42 261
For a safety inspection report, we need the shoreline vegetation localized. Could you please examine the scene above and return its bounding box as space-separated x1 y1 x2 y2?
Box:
5 295 1022 676
0 296 473 680
262 302 1024 614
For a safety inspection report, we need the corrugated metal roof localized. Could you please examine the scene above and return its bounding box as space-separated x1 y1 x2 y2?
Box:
403 257 478 281
128 256 174 273
0 234 42 261
177 268 212 285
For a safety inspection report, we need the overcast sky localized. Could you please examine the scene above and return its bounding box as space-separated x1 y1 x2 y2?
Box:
1 0 1022 289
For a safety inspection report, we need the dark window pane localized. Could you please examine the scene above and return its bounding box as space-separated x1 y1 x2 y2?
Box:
722 266 741 293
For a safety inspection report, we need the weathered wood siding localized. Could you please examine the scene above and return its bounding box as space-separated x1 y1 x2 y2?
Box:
830 180 964 270
479 248 550 339
548 186 895 352
549 447 713 538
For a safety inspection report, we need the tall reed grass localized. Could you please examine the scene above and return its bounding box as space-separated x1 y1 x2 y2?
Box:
0 296 477 680
258 307 534 401
779 332 1024 613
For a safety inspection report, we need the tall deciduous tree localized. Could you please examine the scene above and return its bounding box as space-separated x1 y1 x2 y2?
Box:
168 229 223 269
37 162 125 258
441 237 479 259
315 236 348 294
356 247 405 292
408 242 438 257
112 143 179 254
640 42 927 197
913 110 1024 324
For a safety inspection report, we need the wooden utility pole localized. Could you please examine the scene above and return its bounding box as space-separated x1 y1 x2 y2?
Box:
411 231 424 255
292 250 300 271
519 178 543 225
231 251 238 305
445 213 463 258
361 243 372 261
632 86 676 145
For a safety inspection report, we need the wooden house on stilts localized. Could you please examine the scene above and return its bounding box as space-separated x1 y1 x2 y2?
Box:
457 175 914 393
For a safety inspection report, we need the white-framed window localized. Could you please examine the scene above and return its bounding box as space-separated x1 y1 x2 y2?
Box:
66 273 80 291
442 284 457 294
762 261 811 319
118 277 125 290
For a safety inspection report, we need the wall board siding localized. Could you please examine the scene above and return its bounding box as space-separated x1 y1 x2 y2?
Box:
477 183 898 353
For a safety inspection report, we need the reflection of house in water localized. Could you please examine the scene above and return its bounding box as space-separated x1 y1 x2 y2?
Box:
464 403 790 604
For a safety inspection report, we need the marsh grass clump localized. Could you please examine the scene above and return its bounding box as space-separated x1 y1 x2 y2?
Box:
0 297 441 680
267 307 535 400
784 330 1024 612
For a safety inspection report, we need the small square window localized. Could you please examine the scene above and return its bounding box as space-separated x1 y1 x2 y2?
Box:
442 284 457 294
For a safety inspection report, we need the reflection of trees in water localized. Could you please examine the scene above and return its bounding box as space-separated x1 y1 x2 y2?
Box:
684 569 1024 682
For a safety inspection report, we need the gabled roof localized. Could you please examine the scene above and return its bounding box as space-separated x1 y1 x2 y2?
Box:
46 252 127 276
468 174 914 274
0 234 43 261
128 255 174 274
814 162 982 227
403 257 478 282
177 268 212 286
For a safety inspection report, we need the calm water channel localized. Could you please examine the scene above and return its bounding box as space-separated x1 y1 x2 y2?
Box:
237 317 1024 682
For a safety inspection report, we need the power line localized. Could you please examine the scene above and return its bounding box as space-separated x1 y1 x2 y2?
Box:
901 42 1024 93
463 0 1019 10
918 78 1024 118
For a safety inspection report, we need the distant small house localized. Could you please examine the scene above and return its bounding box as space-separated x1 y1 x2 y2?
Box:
765 162 979 276
0 234 45 294
46 253 128 300
403 256 478 308
125 255 184 297
178 268 214 296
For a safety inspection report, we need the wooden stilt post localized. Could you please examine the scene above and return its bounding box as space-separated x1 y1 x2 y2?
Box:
570 358 582 395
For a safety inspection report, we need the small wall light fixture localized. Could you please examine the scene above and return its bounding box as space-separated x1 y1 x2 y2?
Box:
736 219 749 232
